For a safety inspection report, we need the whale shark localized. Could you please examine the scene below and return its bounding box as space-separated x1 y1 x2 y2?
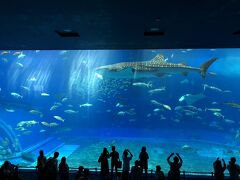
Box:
95 54 217 79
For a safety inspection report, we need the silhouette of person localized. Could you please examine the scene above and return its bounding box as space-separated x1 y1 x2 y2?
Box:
75 166 84 180
139 146 149 174
0 161 15 180
130 160 142 180
36 150 46 180
45 151 59 180
59 156 69 180
122 149 133 180
227 157 240 180
109 146 119 175
155 165 165 180
213 158 226 180
167 153 183 180
98 147 110 178
83 168 90 180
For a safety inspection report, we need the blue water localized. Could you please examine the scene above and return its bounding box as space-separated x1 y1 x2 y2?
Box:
0 49 240 172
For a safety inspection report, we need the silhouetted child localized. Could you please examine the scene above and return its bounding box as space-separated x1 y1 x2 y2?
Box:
213 158 226 180
130 160 142 180
227 157 239 180
98 147 110 177
59 156 69 180
122 149 133 180
110 146 120 175
36 150 46 180
155 165 165 180
45 151 59 180
139 146 149 174
167 153 183 180
75 166 84 180
83 168 90 180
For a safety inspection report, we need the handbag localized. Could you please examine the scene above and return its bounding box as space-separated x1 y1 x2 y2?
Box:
117 160 122 168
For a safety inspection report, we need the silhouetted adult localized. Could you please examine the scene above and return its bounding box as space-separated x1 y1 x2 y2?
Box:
155 165 165 180
139 146 149 174
227 157 240 180
0 161 15 180
83 168 90 180
45 151 59 180
110 146 120 175
98 147 110 177
122 149 133 180
75 166 84 180
167 153 183 180
130 160 142 180
36 150 46 180
59 156 69 180
213 158 226 180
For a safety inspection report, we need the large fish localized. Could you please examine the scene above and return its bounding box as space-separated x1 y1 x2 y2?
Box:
95 54 217 79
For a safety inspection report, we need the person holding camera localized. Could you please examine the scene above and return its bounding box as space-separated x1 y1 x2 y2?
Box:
122 149 133 180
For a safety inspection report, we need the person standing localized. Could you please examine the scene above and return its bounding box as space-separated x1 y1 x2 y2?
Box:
109 146 119 175
139 146 149 174
213 158 226 180
98 147 110 178
227 157 240 180
167 153 183 180
36 150 46 180
59 157 69 180
122 149 133 180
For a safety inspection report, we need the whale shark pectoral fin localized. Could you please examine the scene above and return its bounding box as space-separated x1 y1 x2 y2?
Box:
200 58 218 79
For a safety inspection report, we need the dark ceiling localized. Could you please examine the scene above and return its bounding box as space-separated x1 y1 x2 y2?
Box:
1 0 240 50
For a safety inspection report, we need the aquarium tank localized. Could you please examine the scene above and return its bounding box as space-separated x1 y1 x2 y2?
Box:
0 49 239 172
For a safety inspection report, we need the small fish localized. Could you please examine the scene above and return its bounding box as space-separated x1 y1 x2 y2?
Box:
150 100 162 106
224 119 235 124
29 110 43 118
50 105 59 111
29 77 37 82
213 112 224 119
153 108 161 112
146 113 151 117
39 129 46 133
41 122 50 127
148 87 166 95
13 51 22 56
35 50 40 53
21 86 30 91
17 120 38 127
161 104 171 110
11 92 23 99
49 122 59 127
1 51 10 55
61 97 68 102
132 82 152 88
17 52 26 59
64 109 79 114
205 108 221 112
5 108 15 113
1 58 8 63
16 62 24 68
203 84 222 92
116 103 125 108
79 103 93 107
41 93 50 96
53 116 65 122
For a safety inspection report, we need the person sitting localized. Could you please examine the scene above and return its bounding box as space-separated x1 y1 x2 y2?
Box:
36 150 46 180
227 157 240 180
167 153 183 180
59 156 69 180
98 147 110 177
131 160 142 180
155 165 165 180
75 166 84 180
110 146 120 175
213 158 226 180
139 146 149 174
122 149 133 180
